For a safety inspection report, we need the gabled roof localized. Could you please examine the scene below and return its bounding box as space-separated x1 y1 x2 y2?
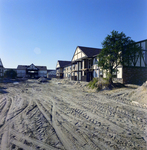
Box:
27 64 39 70
17 64 47 70
78 46 101 57
57 60 71 68
17 65 28 70
36 66 47 70
136 39 147 43
71 46 102 62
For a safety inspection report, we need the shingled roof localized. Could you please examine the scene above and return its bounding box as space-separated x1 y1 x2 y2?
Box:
17 65 47 70
78 46 101 57
58 61 71 68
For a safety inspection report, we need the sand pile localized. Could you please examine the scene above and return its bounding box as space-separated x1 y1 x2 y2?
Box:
129 81 147 105
61 79 70 84
38 77 48 82
60 79 76 85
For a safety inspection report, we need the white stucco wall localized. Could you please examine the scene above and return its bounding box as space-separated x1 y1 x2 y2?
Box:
117 67 122 78
63 66 71 78
72 47 86 62
56 62 60 69
93 64 98 69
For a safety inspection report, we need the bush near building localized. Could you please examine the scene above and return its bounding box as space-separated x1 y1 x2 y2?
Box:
87 77 109 90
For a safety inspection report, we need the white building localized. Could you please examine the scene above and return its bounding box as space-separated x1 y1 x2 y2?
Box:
71 46 101 81
63 64 71 79
17 63 47 78
59 39 147 84
56 60 71 79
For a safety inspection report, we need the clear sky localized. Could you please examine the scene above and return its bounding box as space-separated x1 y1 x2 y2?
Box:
0 0 147 69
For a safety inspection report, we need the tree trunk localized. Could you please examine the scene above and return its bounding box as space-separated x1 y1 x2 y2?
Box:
109 76 113 85
109 69 113 85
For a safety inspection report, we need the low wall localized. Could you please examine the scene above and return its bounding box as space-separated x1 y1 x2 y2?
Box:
123 67 147 85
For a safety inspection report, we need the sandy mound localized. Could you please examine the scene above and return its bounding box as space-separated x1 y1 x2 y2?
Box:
38 77 48 82
129 81 147 105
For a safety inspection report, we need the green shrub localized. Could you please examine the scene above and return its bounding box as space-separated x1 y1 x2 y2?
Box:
105 72 112 81
87 78 98 89
87 77 110 91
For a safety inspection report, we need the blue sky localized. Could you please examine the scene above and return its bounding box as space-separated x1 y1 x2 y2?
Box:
0 0 147 69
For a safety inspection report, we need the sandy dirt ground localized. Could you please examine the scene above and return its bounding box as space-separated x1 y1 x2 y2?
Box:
0 78 147 150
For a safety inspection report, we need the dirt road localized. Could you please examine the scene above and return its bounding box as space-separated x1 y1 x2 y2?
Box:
0 79 147 150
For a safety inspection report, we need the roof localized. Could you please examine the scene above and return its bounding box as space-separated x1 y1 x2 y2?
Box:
58 60 71 68
78 46 101 57
4 68 17 71
36 66 47 70
47 69 56 73
17 65 28 70
17 65 47 70
135 39 147 43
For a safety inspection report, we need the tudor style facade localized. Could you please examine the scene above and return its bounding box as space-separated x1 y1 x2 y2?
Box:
121 39 147 84
17 64 47 78
56 60 71 79
71 46 101 81
63 64 71 79
57 39 147 84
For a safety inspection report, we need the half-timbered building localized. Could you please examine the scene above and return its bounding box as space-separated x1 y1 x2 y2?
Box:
17 63 47 78
120 39 147 84
71 46 101 81
62 39 147 84
56 60 71 79
63 64 71 79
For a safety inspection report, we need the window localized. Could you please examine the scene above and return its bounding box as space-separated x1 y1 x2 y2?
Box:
112 71 117 78
95 58 98 63
100 70 103 77
95 71 97 77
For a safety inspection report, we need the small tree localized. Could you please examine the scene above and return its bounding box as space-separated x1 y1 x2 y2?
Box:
4 69 17 79
97 30 141 85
